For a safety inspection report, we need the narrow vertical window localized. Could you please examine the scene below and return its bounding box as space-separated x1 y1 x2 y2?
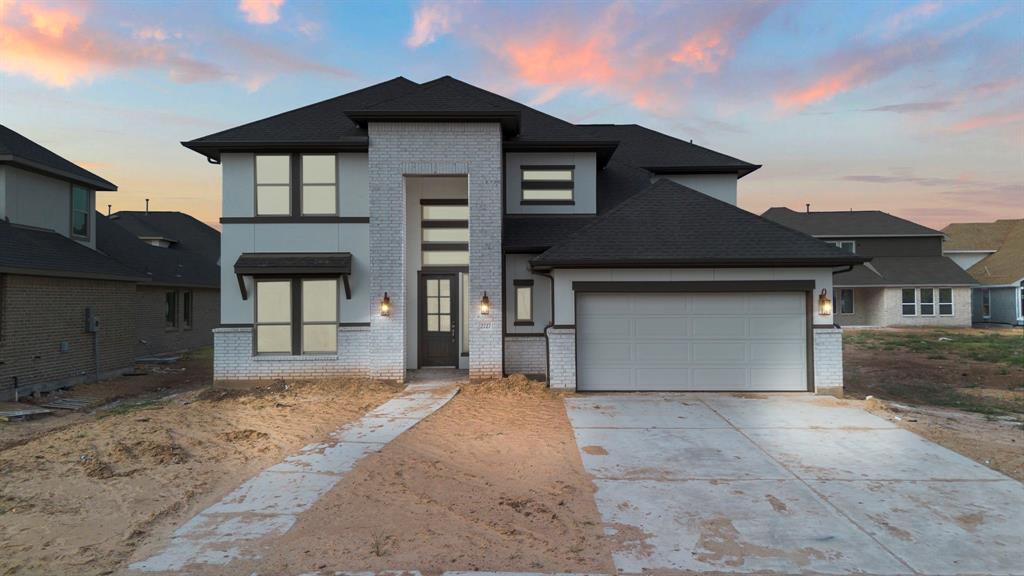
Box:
938 288 953 316
301 155 337 215
514 280 533 324
165 290 178 328
461 273 470 355
901 288 917 316
301 279 338 353
182 291 193 330
71 186 90 238
255 280 292 354
838 288 854 315
255 155 291 216
981 289 991 319
920 288 935 316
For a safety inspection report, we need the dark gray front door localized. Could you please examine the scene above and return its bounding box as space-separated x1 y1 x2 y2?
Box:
419 273 458 367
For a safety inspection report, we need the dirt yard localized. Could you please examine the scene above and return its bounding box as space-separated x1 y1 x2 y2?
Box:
170 375 614 575
844 327 1024 481
0 350 403 576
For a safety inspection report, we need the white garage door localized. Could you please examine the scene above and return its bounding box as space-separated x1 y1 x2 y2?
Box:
577 292 808 391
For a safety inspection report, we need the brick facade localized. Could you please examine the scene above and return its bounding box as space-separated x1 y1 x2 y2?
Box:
812 327 844 395
368 122 503 382
546 327 576 389
0 274 136 399
503 335 546 377
135 286 218 357
213 325 371 380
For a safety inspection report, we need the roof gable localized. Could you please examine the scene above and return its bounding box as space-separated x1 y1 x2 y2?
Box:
762 207 944 237
531 179 864 269
97 212 220 287
943 219 1024 285
583 124 759 177
0 124 116 190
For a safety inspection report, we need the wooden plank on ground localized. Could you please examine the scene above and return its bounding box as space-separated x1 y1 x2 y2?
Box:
0 402 54 422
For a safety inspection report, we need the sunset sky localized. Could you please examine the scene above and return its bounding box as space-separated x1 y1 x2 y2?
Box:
1 0 1021 229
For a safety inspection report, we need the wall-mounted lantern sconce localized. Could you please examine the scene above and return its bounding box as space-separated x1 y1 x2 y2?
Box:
480 291 491 315
380 292 391 316
818 288 832 316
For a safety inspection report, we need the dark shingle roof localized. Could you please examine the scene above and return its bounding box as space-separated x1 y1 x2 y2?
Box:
0 124 116 190
582 124 759 177
762 208 944 237
531 179 865 269
0 221 142 281
97 212 220 288
835 257 977 286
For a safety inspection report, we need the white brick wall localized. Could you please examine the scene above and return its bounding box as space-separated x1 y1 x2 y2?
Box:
213 326 371 380
504 335 547 376
546 327 576 390
368 122 503 382
812 327 843 394
880 287 972 327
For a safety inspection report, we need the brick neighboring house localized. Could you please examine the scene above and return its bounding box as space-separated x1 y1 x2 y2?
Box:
0 124 145 400
942 219 1024 325
763 208 976 327
97 211 221 357
184 76 865 394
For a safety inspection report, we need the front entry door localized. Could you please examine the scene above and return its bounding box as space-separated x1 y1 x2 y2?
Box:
420 273 459 367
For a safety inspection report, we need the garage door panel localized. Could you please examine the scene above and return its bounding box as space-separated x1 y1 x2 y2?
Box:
692 317 747 338
690 293 748 314
749 341 804 363
750 367 805 390
755 292 806 313
693 367 749 390
635 341 691 363
635 317 689 339
583 341 634 363
578 294 632 315
750 316 804 338
583 317 633 339
633 294 689 314
635 368 692 390
692 341 747 363
578 367 634 391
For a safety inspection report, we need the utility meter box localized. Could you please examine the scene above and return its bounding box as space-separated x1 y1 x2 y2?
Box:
85 308 100 333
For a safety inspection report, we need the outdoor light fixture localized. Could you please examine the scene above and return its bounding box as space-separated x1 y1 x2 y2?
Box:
380 292 391 316
818 288 832 316
480 291 491 315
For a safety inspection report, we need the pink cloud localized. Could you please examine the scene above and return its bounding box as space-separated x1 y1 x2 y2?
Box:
406 2 458 48
947 110 1024 133
239 0 284 25
882 1 941 36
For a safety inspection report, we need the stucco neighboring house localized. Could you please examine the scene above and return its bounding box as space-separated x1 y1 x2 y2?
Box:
763 208 976 328
97 211 221 356
942 219 1024 325
0 124 145 400
184 75 863 394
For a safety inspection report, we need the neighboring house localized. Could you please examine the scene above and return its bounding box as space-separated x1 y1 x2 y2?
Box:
183 75 862 394
763 208 976 327
97 211 221 356
942 219 1024 325
0 124 145 400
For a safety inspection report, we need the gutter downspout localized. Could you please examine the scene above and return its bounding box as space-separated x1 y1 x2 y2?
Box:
537 268 556 386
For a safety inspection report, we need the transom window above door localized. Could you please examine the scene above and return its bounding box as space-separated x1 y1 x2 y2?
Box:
521 166 574 204
421 199 468 266
255 154 338 217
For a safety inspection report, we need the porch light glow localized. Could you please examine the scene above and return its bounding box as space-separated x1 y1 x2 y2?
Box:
480 292 491 315
380 292 391 316
818 288 832 316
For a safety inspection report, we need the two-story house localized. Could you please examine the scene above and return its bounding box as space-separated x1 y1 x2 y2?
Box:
0 124 143 400
942 219 1024 325
184 76 863 394
763 208 976 327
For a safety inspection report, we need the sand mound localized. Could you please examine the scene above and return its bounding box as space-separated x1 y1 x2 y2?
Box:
462 373 550 396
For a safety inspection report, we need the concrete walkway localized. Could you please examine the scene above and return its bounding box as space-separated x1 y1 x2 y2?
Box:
565 393 1024 576
130 378 459 573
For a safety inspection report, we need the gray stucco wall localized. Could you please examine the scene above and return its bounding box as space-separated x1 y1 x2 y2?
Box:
504 253 551 334
975 286 1022 325
1 165 95 249
504 152 596 215
653 174 738 206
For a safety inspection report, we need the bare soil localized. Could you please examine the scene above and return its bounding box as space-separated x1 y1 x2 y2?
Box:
0 356 403 576
844 327 1024 482
192 374 614 574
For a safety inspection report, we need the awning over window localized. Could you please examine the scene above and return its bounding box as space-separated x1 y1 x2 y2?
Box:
233 252 353 300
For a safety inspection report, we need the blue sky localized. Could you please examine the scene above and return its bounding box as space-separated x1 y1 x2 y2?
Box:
1 0 1021 228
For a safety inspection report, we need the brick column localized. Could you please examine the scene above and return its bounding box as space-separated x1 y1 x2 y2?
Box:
546 327 577 390
813 326 844 395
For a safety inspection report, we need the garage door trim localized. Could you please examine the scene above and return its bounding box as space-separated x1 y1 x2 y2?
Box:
573 281 815 392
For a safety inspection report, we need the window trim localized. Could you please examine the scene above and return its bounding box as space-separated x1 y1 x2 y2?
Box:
300 154 339 216
520 165 575 205
183 290 193 330
838 288 855 315
938 287 954 316
829 240 856 253
70 185 91 239
165 290 179 330
901 288 917 316
513 279 534 325
255 153 341 218
254 276 339 356
919 287 936 316
421 199 469 268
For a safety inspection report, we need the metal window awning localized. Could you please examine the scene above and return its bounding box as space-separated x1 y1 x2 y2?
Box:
233 252 353 300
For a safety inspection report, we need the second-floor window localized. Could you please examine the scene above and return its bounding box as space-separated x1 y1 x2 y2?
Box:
71 185 90 238
255 154 338 217
521 166 574 204
830 240 855 253
421 201 469 266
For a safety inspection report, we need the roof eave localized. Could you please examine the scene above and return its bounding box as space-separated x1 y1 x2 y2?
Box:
181 138 370 161
345 110 522 137
504 139 620 167
0 155 117 191
530 256 868 271
643 164 762 178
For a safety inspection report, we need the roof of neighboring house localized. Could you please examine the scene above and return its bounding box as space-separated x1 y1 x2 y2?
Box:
762 208 944 237
942 219 1024 285
530 179 866 269
834 257 977 287
97 212 220 288
582 124 759 177
0 124 117 191
0 220 143 281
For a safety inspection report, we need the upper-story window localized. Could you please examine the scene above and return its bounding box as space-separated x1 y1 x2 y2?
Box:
71 185 90 238
255 154 338 217
521 166 574 204
830 240 856 253
421 200 469 266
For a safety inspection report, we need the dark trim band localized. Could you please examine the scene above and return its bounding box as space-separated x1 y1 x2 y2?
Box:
340 322 371 328
420 198 468 206
512 279 535 287
520 200 575 206
571 280 816 293
221 216 369 224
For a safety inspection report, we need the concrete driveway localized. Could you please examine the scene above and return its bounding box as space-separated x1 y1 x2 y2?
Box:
565 394 1024 576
